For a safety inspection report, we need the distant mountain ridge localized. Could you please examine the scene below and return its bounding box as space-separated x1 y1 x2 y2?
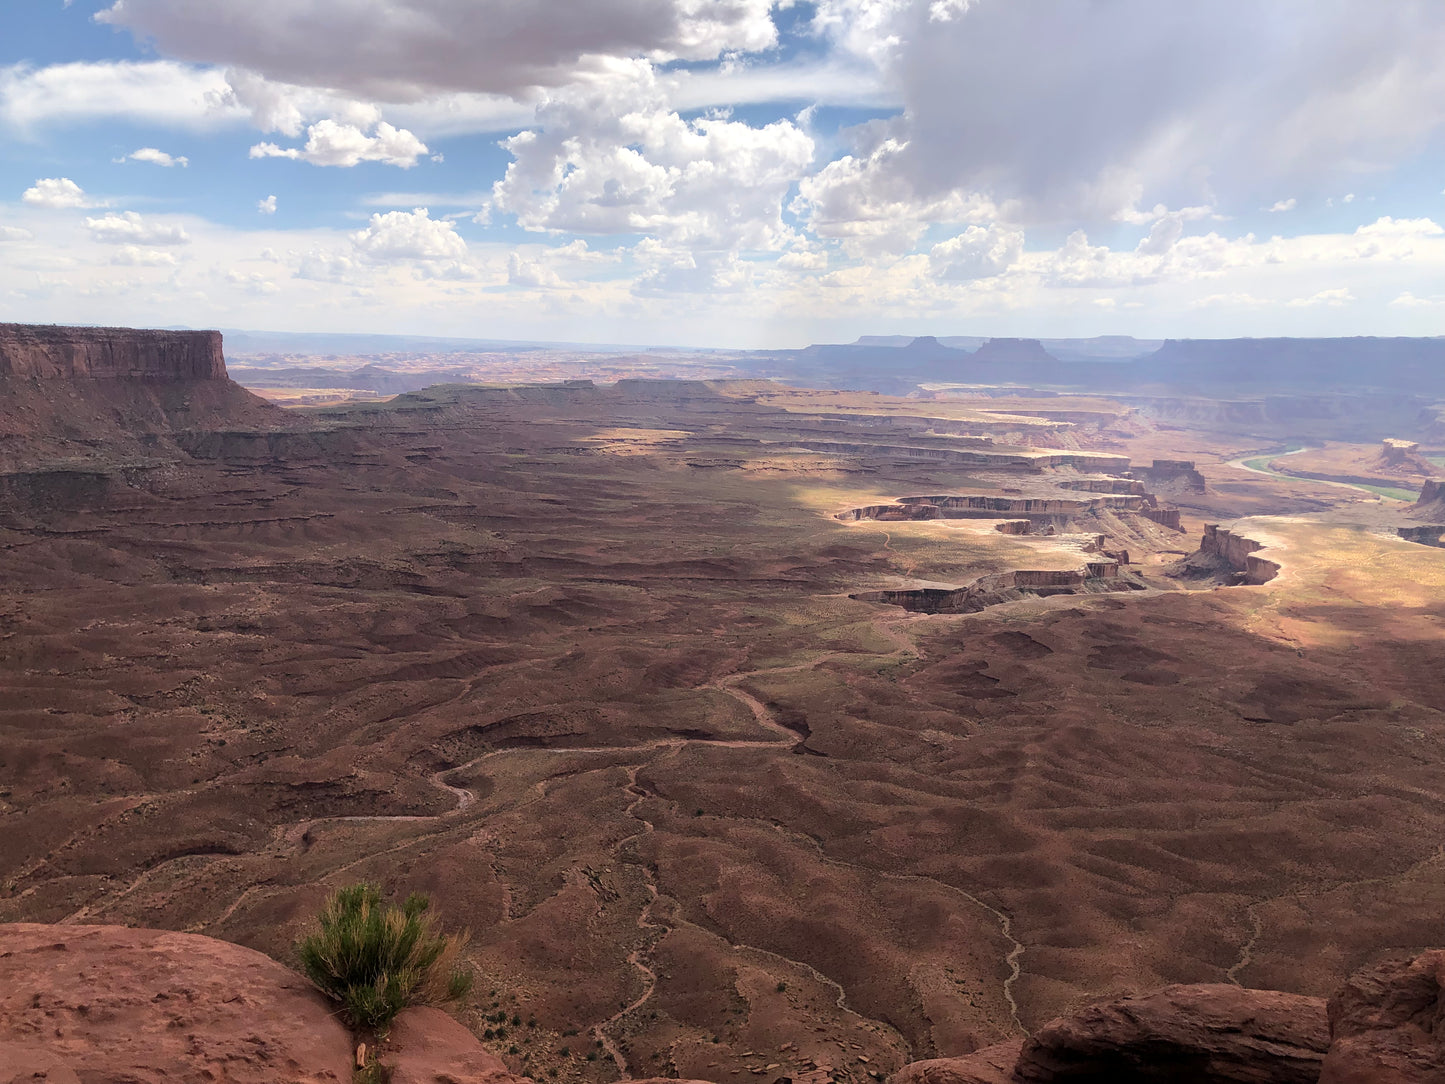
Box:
762 334 1445 396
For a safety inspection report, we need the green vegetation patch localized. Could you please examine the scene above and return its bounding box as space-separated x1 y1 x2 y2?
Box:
296 883 474 1032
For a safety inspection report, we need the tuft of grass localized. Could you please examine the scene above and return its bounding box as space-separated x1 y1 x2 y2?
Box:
296 883 474 1032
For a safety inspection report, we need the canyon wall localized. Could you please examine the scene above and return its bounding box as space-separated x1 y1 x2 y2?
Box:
1132 459 1208 494
1412 479 1445 520
853 560 1131 614
1398 525 1445 548
899 494 1148 515
1199 524 1280 584
0 324 227 381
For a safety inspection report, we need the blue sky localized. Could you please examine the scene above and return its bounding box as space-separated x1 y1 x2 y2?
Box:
2 0 1444 347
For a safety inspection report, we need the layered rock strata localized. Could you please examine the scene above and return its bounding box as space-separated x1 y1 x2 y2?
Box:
0 323 226 381
1397 525 1445 548
1197 524 1280 585
853 561 1135 614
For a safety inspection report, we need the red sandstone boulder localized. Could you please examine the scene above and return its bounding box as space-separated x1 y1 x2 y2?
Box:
889 1041 1026 1084
1013 984 1329 1083
385 1006 522 1084
1319 950 1445 1084
0 922 353 1084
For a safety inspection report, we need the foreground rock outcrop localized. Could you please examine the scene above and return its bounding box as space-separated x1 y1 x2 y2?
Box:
0 922 719 1084
0 323 226 380
891 1042 1025 1084
4 923 1444 1084
1012 984 1328 1083
1319 950 1445 1084
0 922 353 1084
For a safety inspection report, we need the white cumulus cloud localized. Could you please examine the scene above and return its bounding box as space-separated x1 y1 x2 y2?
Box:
120 147 189 167
492 61 813 252
795 135 996 256
250 119 429 168
0 60 241 132
507 252 562 288
85 211 190 246
1288 286 1356 307
111 245 181 266
22 177 98 209
258 195 277 215
351 207 467 261
929 224 1024 280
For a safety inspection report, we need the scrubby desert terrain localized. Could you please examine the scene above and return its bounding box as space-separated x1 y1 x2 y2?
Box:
3 325 1444 1083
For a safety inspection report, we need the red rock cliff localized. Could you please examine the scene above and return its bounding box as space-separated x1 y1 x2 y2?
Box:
0 323 227 380
1200 524 1279 584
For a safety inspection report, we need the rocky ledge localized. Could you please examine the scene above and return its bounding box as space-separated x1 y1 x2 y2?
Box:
3 923 1441 1084
887 952 1445 1083
0 323 227 381
1172 524 1280 586
0 922 704 1084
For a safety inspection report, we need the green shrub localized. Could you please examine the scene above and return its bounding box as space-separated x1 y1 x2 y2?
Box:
296 883 474 1031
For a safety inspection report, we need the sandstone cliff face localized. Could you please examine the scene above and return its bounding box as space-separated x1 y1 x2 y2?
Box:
1133 459 1208 494
1411 479 1445 521
1200 524 1280 585
1397 525 1445 548
852 561 1135 614
0 323 227 380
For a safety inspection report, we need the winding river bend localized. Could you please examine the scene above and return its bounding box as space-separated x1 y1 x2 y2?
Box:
1228 445 1417 501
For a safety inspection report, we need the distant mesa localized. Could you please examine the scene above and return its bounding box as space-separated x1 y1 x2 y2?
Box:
0 322 226 381
968 338 1055 366
1374 436 1437 476
0 323 275 473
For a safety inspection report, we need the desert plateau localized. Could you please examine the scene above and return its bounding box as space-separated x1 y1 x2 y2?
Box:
3 323 1445 1081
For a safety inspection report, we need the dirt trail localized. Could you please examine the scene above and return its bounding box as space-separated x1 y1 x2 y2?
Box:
594 762 668 1075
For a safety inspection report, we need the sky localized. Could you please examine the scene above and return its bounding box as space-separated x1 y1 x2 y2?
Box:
2 0 1445 348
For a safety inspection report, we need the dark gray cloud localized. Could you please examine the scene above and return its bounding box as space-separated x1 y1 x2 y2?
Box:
97 0 778 99
867 0 1445 222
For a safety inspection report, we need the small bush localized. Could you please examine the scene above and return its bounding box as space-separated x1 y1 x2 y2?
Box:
296 883 474 1031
